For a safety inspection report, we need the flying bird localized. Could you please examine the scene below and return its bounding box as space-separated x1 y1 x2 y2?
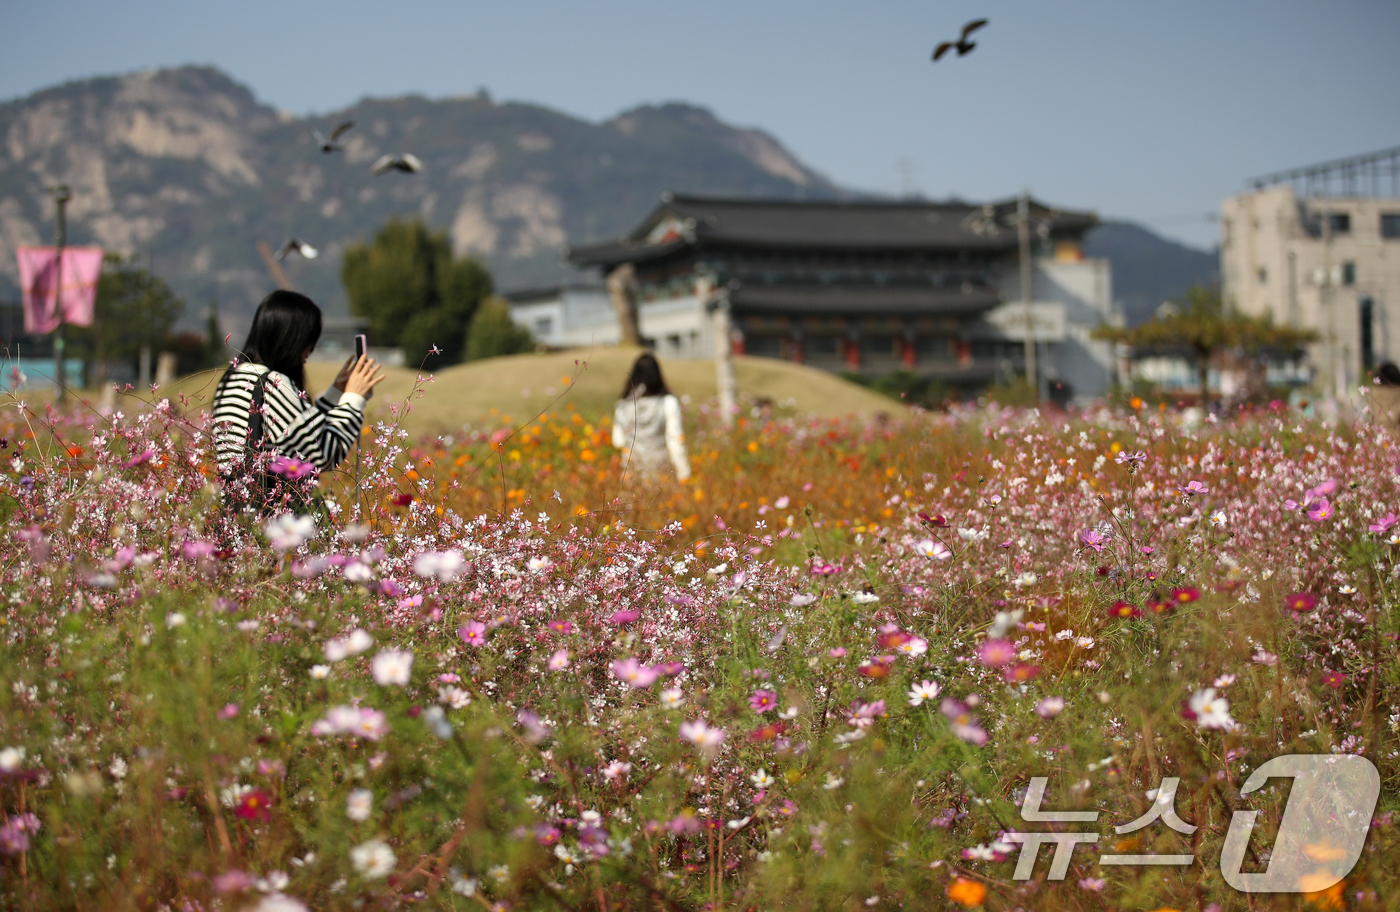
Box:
311 121 354 153
933 18 988 61
371 153 424 176
275 238 319 261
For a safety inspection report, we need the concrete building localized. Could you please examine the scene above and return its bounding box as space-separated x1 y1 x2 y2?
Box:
540 194 1121 400
1221 146 1400 398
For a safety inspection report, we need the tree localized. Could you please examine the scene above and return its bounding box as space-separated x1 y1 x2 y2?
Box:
465 296 535 361
71 254 185 382
341 218 492 368
1093 285 1318 398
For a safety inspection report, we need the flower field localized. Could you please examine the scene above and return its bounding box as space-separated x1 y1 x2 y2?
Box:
1 381 1398 911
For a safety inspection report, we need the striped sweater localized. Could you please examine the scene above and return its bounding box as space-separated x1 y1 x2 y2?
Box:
211 363 367 476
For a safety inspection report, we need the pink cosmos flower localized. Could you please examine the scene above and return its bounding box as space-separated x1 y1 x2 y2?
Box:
218 703 240 719
122 448 156 469
748 689 778 713
1306 498 1333 522
679 719 726 751
939 698 988 745
1036 696 1065 718
547 619 573 634
1178 480 1210 496
611 657 659 688
1079 529 1107 552
1113 451 1147 469
846 700 887 729
609 610 640 625
547 649 570 671
809 560 839 576
268 455 317 481
1306 479 1338 501
1369 512 1398 534
977 638 1017 667
458 621 487 647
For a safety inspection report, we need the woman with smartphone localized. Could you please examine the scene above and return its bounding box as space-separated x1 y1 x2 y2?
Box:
212 290 385 513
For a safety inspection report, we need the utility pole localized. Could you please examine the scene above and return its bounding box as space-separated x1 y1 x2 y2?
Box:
50 185 72 403
1017 191 1037 401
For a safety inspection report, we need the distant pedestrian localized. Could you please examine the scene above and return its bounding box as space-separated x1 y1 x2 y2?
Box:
612 353 691 481
1370 361 1400 427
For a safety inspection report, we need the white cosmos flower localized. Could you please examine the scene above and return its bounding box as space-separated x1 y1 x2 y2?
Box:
750 768 775 788
413 550 465 581
527 556 552 572
659 688 684 709
1188 687 1238 731
346 788 373 822
350 838 396 879
265 513 316 551
325 629 373 662
914 539 952 560
370 649 413 687
0 746 24 772
309 664 331 680
851 591 880 604
907 680 941 706
343 561 373 583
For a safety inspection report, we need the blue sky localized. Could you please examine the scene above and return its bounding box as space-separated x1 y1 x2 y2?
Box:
4 0 1397 249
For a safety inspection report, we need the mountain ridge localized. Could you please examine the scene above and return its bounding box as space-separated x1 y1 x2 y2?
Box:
0 65 1214 334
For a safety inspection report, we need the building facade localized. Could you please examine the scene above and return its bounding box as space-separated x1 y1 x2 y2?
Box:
555 194 1121 400
1221 147 1400 399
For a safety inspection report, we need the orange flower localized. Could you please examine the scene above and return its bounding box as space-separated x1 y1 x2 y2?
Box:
945 877 986 907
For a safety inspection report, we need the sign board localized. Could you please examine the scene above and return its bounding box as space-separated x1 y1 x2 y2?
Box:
984 302 1067 342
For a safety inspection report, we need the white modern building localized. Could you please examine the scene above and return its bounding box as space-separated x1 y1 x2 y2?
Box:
1221 146 1400 398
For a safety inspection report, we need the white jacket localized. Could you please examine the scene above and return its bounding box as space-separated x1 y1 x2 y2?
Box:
612 393 691 480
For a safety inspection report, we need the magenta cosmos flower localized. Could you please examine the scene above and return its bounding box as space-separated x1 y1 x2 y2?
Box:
1369 512 1397 534
748 689 778 713
1284 592 1318 613
1079 529 1107 552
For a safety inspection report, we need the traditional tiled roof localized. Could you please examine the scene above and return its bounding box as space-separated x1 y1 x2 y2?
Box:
567 194 1096 268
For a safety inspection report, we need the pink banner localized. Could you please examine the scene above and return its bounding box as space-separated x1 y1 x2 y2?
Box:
17 246 104 334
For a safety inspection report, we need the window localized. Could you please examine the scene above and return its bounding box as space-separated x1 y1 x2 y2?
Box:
861 334 897 358
1382 213 1400 239
533 317 554 337
1342 262 1356 286
1328 213 1351 235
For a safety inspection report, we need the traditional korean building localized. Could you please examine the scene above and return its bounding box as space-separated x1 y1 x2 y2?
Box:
555 193 1119 399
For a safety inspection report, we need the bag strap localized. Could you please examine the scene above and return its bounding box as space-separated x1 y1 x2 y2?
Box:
246 369 272 454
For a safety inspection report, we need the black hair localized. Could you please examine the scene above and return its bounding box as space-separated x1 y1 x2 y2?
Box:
621 352 671 398
1377 362 1400 386
232 290 322 392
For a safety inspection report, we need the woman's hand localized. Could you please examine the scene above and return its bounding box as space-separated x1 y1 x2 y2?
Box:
333 356 356 392
342 355 386 399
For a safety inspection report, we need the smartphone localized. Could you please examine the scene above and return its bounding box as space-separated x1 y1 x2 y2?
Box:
354 334 367 359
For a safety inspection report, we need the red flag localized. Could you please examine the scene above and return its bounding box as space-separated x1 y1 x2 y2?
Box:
17 246 104 334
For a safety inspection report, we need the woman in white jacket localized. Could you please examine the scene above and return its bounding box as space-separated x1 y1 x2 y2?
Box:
612 353 691 481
